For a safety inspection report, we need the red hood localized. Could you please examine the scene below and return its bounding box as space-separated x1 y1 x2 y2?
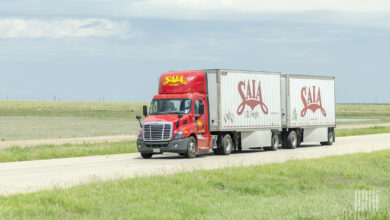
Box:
144 114 182 124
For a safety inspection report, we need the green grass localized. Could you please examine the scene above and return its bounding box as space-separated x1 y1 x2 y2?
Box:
0 116 140 141
0 101 147 118
0 150 389 219
336 104 390 123
0 141 137 162
336 126 390 137
0 101 147 140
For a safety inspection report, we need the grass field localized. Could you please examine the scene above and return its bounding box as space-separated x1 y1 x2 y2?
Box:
336 104 390 123
337 126 390 137
0 101 389 141
0 101 147 140
0 150 388 219
0 141 137 163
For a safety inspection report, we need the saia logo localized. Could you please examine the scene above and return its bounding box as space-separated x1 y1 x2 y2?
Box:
163 75 187 86
237 80 268 115
301 86 326 117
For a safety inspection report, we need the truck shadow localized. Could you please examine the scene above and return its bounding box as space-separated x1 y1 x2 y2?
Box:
135 144 324 160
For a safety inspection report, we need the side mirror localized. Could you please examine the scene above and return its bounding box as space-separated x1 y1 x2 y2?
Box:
143 105 148 117
136 115 143 128
199 104 205 115
176 114 183 128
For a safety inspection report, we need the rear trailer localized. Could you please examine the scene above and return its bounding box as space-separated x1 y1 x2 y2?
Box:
281 74 336 148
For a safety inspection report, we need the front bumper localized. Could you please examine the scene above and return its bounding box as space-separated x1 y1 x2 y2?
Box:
137 137 190 154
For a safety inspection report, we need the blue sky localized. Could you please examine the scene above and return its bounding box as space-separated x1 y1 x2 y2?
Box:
0 0 389 103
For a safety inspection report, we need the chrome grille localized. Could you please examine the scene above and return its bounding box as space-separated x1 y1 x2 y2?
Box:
143 123 172 141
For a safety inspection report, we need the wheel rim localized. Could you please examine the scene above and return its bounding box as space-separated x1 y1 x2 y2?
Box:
273 135 279 148
329 132 333 143
189 142 196 154
292 135 297 147
226 139 231 152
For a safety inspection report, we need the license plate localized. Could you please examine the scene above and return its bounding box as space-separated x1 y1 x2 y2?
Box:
153 148 161 153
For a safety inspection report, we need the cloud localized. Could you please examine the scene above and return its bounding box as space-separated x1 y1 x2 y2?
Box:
0 18 133 39
136 0 390 13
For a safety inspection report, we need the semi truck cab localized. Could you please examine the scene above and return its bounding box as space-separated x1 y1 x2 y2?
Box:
136 71 214 158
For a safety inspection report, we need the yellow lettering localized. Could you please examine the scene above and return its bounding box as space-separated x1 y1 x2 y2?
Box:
163 75 187 86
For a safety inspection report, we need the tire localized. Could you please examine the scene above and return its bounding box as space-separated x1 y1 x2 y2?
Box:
265 133 279 151
286 130 298 149
141 153 153 159
220 134 233 155
321 130 334 146
185 136 197 158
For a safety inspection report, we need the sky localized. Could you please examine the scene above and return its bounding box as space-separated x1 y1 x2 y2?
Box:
0 0 389 103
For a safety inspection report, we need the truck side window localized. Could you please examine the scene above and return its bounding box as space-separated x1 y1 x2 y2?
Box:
194 100 202 114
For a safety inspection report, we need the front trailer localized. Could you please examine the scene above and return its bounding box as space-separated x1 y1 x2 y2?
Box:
136 69 336 158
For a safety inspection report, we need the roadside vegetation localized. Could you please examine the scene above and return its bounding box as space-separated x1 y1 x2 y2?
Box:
0 150 388 219
0 141 137 163
336 104 390 124
0 101 147 140
337 126 390 137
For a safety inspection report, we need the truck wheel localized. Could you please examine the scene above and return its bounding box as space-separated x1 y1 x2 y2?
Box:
141 153 153 159
265 133 279 151
220 134 233 155
185 136 197 158
321 130 335 146
287 131 298 149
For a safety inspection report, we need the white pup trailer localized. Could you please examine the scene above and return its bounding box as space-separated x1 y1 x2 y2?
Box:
280 74 336 148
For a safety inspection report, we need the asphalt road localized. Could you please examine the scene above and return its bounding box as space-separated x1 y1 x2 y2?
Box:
0 133 389 196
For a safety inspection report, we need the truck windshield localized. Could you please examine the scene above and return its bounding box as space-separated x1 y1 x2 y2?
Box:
150 99 192 115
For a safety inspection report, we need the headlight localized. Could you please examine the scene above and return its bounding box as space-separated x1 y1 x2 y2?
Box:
172 131 184 140
137 134 143 141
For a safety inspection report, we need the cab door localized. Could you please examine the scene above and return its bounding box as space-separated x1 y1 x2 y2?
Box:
193 98 210 151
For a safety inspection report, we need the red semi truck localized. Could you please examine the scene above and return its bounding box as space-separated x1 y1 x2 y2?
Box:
136 69 335 159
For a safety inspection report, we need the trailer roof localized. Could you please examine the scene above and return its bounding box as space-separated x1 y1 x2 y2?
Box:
167 69 334 79
282 74 335 80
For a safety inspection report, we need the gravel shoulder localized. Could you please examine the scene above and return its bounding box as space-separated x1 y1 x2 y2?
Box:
0 133 389 196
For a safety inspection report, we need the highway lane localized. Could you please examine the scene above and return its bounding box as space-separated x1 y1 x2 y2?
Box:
0 133 389 195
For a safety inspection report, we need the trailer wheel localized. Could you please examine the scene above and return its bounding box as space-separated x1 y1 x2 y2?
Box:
264 133 279 151
321 130 334 146
286 131 298 149
220 134 233 155
185 136 197 158
141 153 153 159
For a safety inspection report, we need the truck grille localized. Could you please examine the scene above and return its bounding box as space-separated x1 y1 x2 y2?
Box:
143 123 172 141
